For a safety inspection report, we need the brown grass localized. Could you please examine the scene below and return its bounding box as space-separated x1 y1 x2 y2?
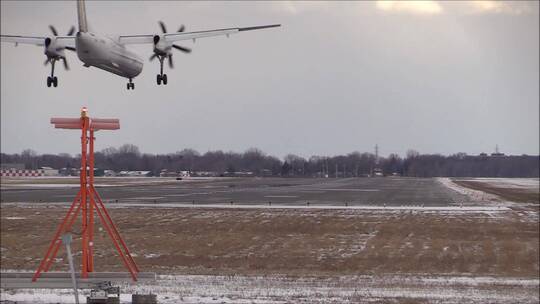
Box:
1 205 538 278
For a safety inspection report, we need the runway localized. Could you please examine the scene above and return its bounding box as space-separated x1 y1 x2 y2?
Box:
1 177 469 206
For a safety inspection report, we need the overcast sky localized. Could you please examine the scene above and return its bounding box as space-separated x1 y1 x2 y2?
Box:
1 1 538 158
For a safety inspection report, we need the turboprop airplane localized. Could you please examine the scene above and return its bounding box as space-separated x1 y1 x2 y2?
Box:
0 0 280 90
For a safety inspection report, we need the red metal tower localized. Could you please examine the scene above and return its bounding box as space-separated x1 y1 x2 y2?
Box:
33 107 139 282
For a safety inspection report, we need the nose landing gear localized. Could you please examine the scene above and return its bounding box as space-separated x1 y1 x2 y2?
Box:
126 78 135 90
46 59 59 88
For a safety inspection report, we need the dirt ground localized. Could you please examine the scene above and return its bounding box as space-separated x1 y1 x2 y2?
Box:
1 205 538 278
453 180 539 204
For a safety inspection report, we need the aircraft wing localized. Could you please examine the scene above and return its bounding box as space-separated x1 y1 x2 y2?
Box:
118 24 280 45
1 35 47 46
0 35 76 48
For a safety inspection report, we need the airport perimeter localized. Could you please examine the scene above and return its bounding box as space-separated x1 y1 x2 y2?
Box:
1 177 538 303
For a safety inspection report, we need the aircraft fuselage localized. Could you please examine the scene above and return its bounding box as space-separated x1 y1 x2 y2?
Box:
76 31 143 79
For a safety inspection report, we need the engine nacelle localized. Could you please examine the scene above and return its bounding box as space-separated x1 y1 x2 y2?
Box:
44 37 65 58
153 35 171 56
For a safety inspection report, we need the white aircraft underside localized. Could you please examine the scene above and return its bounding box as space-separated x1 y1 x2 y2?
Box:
0 0 280 89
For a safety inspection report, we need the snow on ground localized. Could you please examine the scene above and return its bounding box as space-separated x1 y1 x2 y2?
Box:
437 178 506 204
2 274 538 304
457 178 539 191
0 201 510 213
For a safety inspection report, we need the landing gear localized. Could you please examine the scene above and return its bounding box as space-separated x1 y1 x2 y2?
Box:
126 78 135 90
156 56 168 85
46 59 58 88
46 76 58 87
157 73 167 85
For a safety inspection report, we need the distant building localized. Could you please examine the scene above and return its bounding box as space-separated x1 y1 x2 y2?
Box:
159 170 190 177
119 171 152 177
104 170 116 177
372 168 384 177
491 145 505 157
224 171 255 177
39 167 59 176
59 167 79 176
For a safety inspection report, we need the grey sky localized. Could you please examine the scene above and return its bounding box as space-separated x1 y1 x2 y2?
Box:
1 1 538 158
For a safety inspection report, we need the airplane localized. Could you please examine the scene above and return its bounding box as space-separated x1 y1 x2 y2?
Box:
0 0 280 90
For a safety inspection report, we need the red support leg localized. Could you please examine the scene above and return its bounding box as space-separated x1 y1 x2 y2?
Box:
43 201 83 273
80 116 89 278
88 130 95 272
89 192 138 281
88 193 95 272
32 191 82 281
91 186 140 272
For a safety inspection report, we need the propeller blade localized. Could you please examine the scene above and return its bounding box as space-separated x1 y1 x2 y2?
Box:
168 54 174 69
172 44 191 53
62 57 69 70
67 26 76 36
178 25 185 32
44 59 49 66
149 54 157 61
159 21 167 33
65 46 76 51
49 25 58 36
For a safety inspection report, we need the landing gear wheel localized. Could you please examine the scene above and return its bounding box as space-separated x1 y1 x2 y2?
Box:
53 77 58 87
127 83 131 90
157 74 162 85
131 83 135 90
162 74 168 85
47 77 52 87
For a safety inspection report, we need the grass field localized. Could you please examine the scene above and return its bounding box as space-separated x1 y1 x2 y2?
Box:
1 177 538 303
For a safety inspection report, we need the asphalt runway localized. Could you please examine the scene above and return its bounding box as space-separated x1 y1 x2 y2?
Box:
0 177 469 206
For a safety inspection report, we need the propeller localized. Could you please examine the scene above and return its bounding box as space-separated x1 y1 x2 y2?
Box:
43 25 76 70
159 21 167 34
172 44 191 53
61 57 69 70
47 25 76 52
49 25 58 36
67 26 76 36
152 21 192 67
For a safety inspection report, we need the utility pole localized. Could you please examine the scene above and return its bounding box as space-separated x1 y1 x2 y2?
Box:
375 144 379 166
335 163 338 178
63 233 80 304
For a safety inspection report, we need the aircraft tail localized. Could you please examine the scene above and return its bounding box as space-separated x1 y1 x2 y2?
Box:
77 0 88 32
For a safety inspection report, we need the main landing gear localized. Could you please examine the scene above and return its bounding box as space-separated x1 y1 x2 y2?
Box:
126 78 135 90
46 59 58 88
156 56 168 85
157 73 167 85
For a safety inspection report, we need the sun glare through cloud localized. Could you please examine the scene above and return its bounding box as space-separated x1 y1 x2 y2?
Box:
375 0 443 15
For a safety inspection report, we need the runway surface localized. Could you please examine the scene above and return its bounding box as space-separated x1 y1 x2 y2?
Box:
0 177 469 206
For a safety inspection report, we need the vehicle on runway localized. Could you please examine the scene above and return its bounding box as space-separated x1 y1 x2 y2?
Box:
0 0 280 89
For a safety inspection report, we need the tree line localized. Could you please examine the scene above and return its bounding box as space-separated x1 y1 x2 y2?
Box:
1 145 538 178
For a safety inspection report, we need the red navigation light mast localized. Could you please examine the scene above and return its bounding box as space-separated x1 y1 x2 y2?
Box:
33 107 139 282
